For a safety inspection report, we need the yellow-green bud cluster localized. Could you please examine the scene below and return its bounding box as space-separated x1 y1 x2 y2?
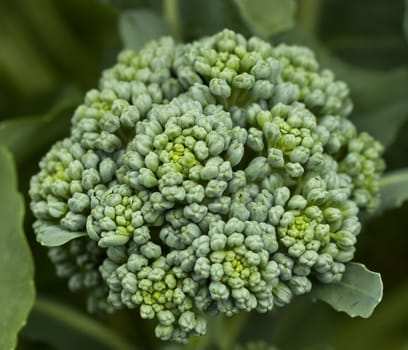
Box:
29 29 384 343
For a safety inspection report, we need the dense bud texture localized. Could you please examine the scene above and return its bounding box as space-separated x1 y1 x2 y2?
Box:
30 30 385 343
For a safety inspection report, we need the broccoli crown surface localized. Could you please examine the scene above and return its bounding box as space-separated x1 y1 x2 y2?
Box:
29 29 385 343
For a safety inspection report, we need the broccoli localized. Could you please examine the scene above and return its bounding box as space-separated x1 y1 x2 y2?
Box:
29 29 385 343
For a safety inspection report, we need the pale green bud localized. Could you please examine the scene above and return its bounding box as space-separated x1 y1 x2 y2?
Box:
100 112 120 133
331 230 356 249
82 169 100 190
208 196 231 215
48 201 68 218
99 234 130 247
184 203 208 223
157 310 176 326
207 132 226 156
268 205 284 226
244 235 263 252
127 254 148 272
195 257 211 278
61 212 87 231
140 304 155 319
206 180 228 198
247 128 264 152
232 73 255 90
209 281 229 300
289 276 311 295
262 261 280 281
140 242 162 259
285 162 304 178
245 157 270 182
209 78 231 98
287 195 307 210
288 242 306 258
82 151 99 169
179 311 196 331
99 158 117 183
67 160 84 180
267 148 284 168
155 324 174 341
229 202 250 221
273 282 293 306
50 180 70 199
274 187 290 206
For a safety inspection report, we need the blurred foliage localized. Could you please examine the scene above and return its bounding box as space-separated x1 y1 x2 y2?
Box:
0 147 35 350
0 0 407 349
21 296 135 350
119 9 171 50
233 0 296 37
0 0 119 119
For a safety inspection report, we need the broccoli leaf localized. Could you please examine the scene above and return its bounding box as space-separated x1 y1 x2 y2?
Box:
404 0 408 44
177 0 251 41
315 0 408 70
236 298 333 350
332 283 408 350
0 146 35 350
233 0 296 38
351 99 408 148
98 0 162 12
312 262 383 318
0 87 81 164
0 8 57 99
35 225 86 247
119 9 170 51
21 296 136 350
376 168 408 214
344 67 408 147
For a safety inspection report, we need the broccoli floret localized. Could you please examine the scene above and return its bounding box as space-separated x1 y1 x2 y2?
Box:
29 29 385 343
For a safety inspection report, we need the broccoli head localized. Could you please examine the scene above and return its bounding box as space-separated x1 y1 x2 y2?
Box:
29 29 385 343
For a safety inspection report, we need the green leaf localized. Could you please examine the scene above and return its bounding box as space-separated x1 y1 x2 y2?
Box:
0 87 82 164
332 283 408 350
21 296 136 350
119 9 171 51
177 0 251 41
0 8 57 97
0 146 35 350
18 0 99 84
35 224 86 247
312 262 383 318
233 0 296 37
377 168 408 214
351 99 408 148
314 0 408 70
404 0 408 44
236 297 334 350
344 67 408 147
99 0 162 12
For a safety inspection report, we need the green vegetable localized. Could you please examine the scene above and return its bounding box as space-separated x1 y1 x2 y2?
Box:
0 147 35 350
29 29 385 343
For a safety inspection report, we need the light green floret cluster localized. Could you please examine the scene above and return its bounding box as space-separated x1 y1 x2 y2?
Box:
29 29 385 343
